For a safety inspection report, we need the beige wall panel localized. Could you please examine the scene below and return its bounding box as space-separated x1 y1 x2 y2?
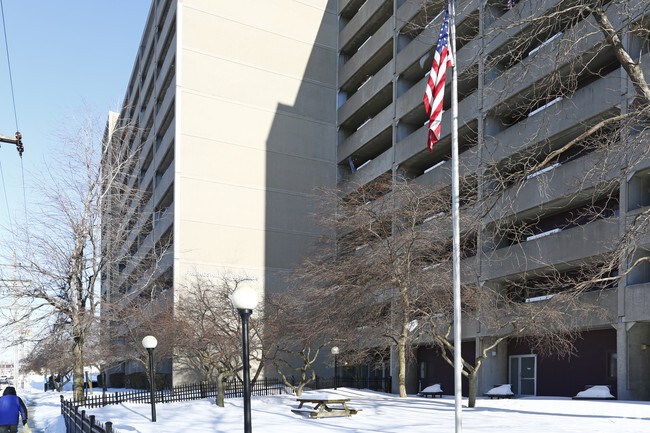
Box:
265 230 322 269
182 50 336 123
175 262 265 288
180 135 334 195
182 7 334 83
183 0 337 50
178 177 266 229
176 219 266 267
265 152 335 193
179 92 335 160
180 136 266 187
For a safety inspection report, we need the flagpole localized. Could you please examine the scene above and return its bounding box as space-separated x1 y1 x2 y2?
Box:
449 0 462 432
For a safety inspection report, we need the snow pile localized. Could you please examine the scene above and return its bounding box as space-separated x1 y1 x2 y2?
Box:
574 385 615 399
420 384 442 393
13 379 650 433
485 384 514 396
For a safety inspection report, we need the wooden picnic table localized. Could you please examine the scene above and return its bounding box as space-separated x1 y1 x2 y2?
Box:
291 395 360 418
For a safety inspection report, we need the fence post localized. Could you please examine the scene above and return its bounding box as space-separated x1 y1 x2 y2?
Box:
74 406 79 433
80 410 85 433
105 422 113 433
89 415 95 433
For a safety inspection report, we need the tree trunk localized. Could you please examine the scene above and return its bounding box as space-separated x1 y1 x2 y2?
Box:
85 371 94 395
72 333 85 402
398 335 407 397
468 371 478 408
216 374 226 407
591 6 650 105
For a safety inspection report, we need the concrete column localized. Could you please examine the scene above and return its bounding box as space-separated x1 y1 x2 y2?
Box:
614 322 629 400
626 322 650 400
476 336 508 395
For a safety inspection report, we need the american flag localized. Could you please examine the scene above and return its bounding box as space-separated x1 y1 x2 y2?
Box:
507 0 515 9
423 4 454 151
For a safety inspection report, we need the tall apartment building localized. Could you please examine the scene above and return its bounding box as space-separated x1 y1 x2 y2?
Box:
336 0 649 400
104 0 650 399
102 0 338 382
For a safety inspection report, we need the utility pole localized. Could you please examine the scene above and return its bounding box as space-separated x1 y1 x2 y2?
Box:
0 260 30 387
0 132 23 156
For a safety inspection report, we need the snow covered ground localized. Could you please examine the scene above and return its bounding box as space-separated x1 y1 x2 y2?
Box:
15 376 650 433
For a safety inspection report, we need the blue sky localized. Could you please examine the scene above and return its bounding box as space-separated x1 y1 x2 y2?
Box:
0 1 152 361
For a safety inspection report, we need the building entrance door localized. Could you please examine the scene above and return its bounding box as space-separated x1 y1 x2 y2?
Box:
509 355 536 395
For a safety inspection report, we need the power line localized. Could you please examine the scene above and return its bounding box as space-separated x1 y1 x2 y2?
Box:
0 160 11 227
0 0 19 132
0 1 28 244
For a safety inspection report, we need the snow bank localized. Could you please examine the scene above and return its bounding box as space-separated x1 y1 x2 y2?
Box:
485 384 514 396
574 385 614 399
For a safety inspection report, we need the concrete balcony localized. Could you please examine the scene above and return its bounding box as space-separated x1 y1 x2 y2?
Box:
488 149 621 223
339 18 394 92
155 34 176 94
484 69 621 165
155 1 176 54
340 0 392 55
153 159 174 207
482 216 619 281
340 145 393 193
339 0 366 17
395 0 480 77
154 117 175 162
410 146 479 189
338 61 393 129
338 102 393 163
483 6 633 117
153 207 173 239
393 86 478 161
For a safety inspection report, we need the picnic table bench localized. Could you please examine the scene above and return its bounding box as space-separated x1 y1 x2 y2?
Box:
291 395 361 418
484 384 514 399
418 384 443 398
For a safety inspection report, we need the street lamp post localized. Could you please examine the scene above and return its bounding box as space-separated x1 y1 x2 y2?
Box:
232 283 258 433
142 335 158 422
331 346 339 390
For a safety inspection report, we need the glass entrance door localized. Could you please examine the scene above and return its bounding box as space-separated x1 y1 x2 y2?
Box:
509 355 536 395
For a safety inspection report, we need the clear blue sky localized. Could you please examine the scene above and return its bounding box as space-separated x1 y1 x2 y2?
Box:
0 1 152 361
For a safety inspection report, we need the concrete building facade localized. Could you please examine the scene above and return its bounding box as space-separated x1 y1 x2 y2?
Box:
104 0 650 399
102 0 338 383
336 0 650 400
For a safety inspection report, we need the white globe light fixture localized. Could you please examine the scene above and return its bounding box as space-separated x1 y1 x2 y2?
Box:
232 282 258 433
142 335 158 350
331 346 340 390
232 283 259 311
141 335 158 422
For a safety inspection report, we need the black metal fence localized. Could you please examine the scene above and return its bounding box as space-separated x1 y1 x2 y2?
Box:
61 396 115 433
72 377 286 409
308 376 392 393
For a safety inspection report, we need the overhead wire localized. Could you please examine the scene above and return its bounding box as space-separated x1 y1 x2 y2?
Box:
0 0 27 242
0 0 19 132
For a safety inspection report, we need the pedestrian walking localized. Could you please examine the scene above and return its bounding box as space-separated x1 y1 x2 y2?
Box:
0 387 27 433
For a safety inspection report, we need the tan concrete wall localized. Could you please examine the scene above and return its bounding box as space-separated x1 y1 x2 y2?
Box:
174 0 338 295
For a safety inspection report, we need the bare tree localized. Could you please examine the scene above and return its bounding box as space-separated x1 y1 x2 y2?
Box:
0 111 152 401
264 288 334 396
102 293 177 389
24 329 74 392
172 275 266 407
291 177 467 397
